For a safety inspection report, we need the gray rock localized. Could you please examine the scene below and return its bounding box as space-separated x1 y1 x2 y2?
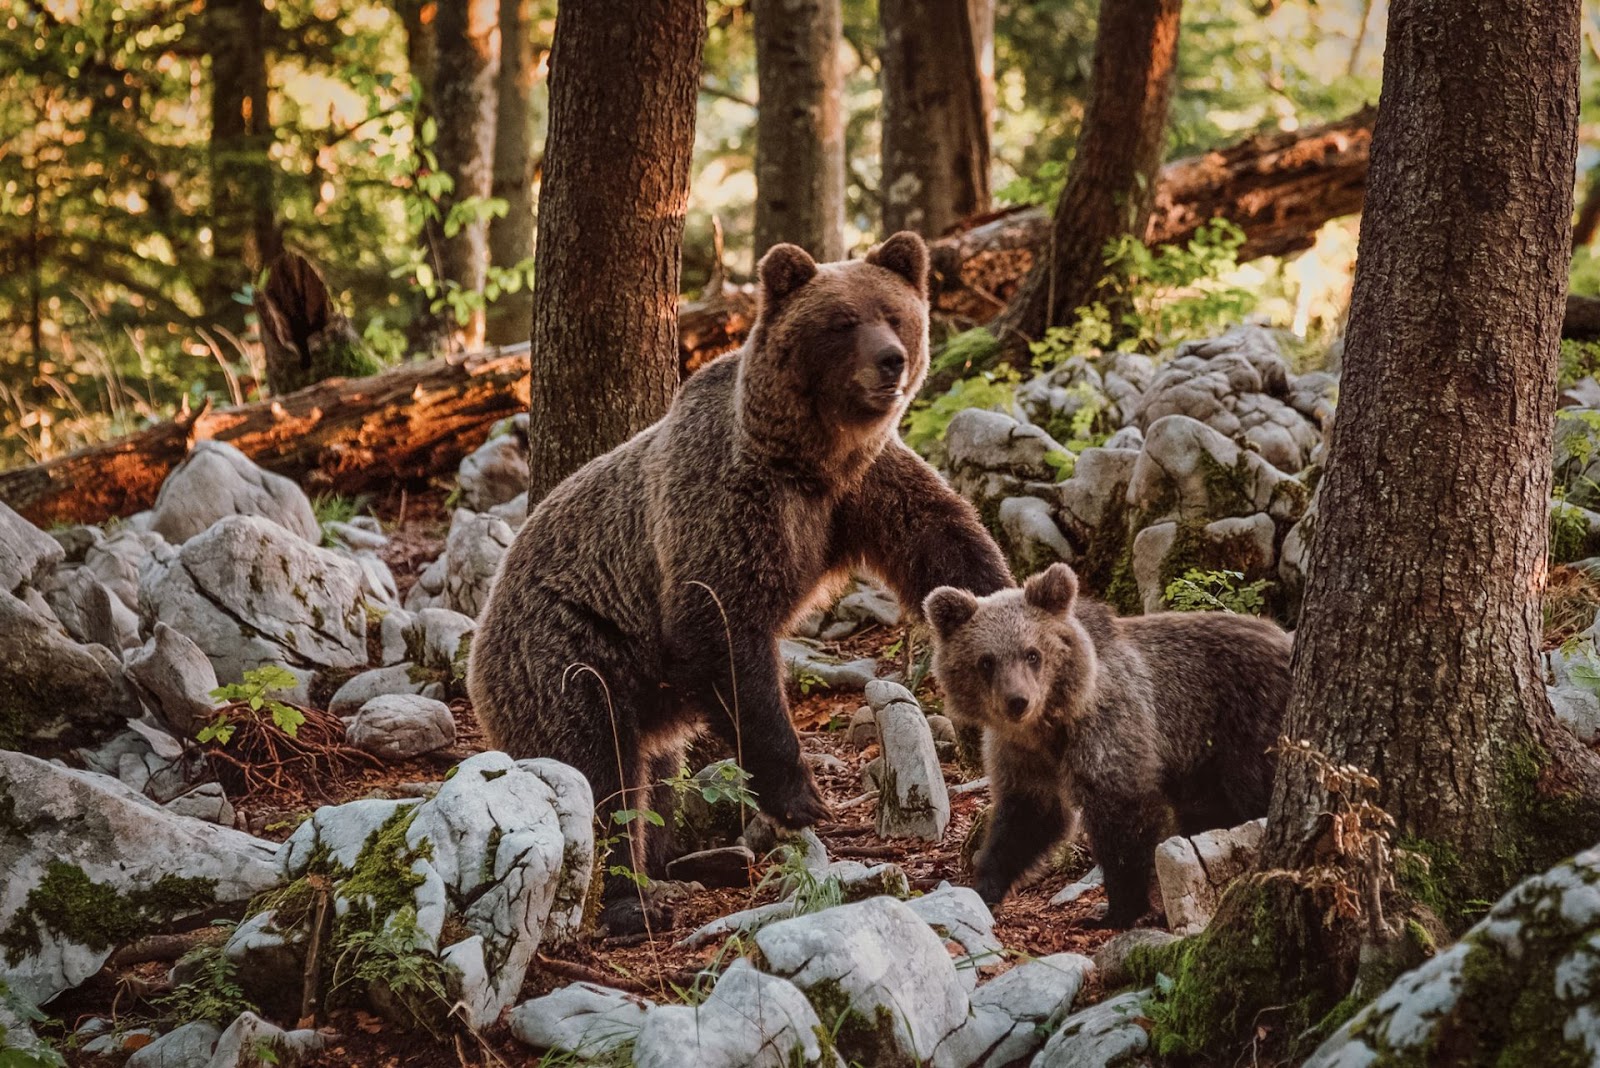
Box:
126 1021 223 1068
848 704 878 750
441 509 514 618
869 686 950 842
140 515 368 683
336 546 400 606
165 783 236 826
1545 646 1600 744
377 606 414 665
0 751 279 1007
1056 447 1140 545
667 846 756 887
126 622 220 736
904 883 1003 980
329 663 433 716
1103 426 1145 451
403 552 447 612
41 566 142 651
933 953 1094 1068
488 491 529 529
946 408 1065 480
1093 929 1179 989
1129 415 1307 524
277 751 594 1030
507 982 652 1058
83 527 168 612
220 910 303 998
0 590 142 752
834 582 901 628
633 959 840 1068
205 1012 322 1068
675 759 755 851
782 640 880 690
998 495 1075 573
149 441 319 545
1131 513 1276 614
1033 989 1153 1068
50 524 104 563
753 896 970 1068
321 518 388 552
1306 841 1600 1067
0 500 64 595
1154 818 1266 934
76 721 190 801
1050 865 1105 906
347 694 455 759
458 419 529 512
81 1026 160 1058
405 607 476 677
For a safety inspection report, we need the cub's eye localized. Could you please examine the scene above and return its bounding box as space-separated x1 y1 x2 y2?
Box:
977 655 995 677
1025 649 1042 668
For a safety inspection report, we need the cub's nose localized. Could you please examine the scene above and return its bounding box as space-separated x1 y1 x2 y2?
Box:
1005 694 1029 719
876 346 907 381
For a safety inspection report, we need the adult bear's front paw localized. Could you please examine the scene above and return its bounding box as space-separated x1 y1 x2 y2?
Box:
757 763 831 829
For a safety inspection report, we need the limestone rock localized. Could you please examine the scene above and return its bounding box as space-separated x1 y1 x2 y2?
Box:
41 566 142 651
458 425 530 512
329 664 436 717
869 685 950 842
0 751 280 1007
1056 447 1140 546
139 515 367 683
0 590 142 753
933 953 1094 1068
904 883 1003 980
0 500 64 595
125 1021 223 1068
149 440 319 545
1032 989 1153 1068
1129 415 1307 525
998 495 1076 574
347 694 456 760
442 509 514 618
205 1012 323 1068
1154 819 1266 934
126 622 220 736
1545 645 1600 745
507 982 652 1059
781 640 880 691
632 959 839 1068
83 527 168 612
1130 513 1276 614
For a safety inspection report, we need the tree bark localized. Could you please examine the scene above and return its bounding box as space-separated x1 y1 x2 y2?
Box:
929 107 1373 324
1263 0 1600 896
987 0 1182 350
527 0 705 502
879 0 991 238
206 0 280 319
396 0 454 357
432 0 501 351
484 0 541 347
752 0 845 260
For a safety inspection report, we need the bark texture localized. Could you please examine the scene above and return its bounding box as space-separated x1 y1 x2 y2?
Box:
752 0 845 260
433 0 501 350
988 0 1181 349
206 0 280 315
527 0 705 502
1265 0 1600 905
879 0 991 239
397 0 451 356
485 0 540 347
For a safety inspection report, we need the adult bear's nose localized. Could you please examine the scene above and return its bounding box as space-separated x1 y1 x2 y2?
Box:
876 345 906 381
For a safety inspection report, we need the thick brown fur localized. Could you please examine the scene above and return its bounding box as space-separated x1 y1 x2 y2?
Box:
926 563 1291 926
469 233 1012 906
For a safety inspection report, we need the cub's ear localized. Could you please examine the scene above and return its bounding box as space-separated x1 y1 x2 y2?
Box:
867 231 929 297
1023 563 1079 615
924 586 979 639
758 243 818 304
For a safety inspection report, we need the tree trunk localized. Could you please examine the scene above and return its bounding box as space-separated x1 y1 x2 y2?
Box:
930 107 1372 324
432 0 501 351
879 0 991 238
484 0 541 347
752 0 845 260
397 0 453 357
527 0 705 502
987 0 1181 350
1265 0 1600 897
206 0 280 320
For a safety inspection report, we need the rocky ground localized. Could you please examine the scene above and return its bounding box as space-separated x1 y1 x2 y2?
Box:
5 325 1600 1067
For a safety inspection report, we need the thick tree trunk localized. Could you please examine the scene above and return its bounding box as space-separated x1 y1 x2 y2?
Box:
0 356 530 529
929 108 1372 324
879 0 991 238
987 0 1181 350
484 0 540 347
1263 0 1600 895
752 0 845 260
527 0 704 502
206 0 280 319
432 0 501 350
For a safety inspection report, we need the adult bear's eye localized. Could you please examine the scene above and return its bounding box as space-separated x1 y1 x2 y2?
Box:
885 313 902 330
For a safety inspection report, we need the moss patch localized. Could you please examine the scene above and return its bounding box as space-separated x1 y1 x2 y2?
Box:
1 863 218 964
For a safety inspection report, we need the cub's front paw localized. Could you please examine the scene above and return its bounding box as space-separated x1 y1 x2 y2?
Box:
758 765 831 829
974 874 1012 908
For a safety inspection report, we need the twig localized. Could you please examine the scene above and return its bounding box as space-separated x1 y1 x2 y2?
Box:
829 843 903 860
298 877 332 1026
533 954 652 995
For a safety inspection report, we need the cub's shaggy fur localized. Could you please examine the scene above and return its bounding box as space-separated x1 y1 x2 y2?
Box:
469 233 1011 906
926 563 1290 926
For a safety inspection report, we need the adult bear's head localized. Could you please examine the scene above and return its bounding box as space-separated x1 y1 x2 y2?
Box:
738 232 930 464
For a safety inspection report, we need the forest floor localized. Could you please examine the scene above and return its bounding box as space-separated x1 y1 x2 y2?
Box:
43 482 1129 1068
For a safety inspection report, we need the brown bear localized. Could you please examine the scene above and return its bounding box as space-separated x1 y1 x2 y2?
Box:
469 232 1012 928
925 563 1290 927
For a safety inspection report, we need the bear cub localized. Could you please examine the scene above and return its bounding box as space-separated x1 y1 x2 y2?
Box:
926 563 1290 926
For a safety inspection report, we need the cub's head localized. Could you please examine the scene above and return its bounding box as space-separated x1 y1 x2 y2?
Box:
741 233 930 444
924 563 1099 734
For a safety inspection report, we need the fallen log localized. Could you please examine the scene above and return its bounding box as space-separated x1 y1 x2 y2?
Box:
927 107 1375 323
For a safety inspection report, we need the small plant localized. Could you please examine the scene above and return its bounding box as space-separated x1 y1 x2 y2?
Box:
1550 495 1593 564
155 926 260 1026
667 762 756 811
0 981 64 1068
756 845 845 917
311 493 369 531
201 665 306 744
330 907 456 1039
597 805 665 891
903 370 1019 457
995 160 1069 211
1559 337 1600 391
1163 569 1269 615
795 668 830 696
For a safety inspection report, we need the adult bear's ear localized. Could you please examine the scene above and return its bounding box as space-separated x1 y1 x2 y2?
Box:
924 586 979 639
1024 563 1079 615
867 231 928 297
759 243 818 304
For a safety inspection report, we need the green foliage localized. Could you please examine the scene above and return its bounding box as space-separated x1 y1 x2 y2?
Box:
0 981 64 1068
331 907 456 1038
758 846 846 918
1558 339 1600 391
668 762 756 811
1 864 218 965
312 493 369 529
1550 497 1593 565
1162 568 1269 614
795 668 830 696
155 926 259 1026
902 371 1019 458
929 328 1005 380
1091 219 1257 355
995 160 1070 211
201 665 306 745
